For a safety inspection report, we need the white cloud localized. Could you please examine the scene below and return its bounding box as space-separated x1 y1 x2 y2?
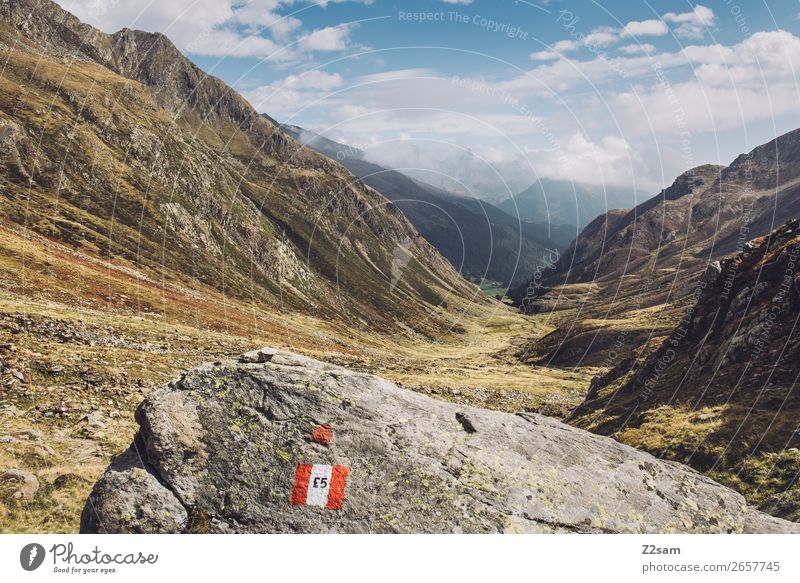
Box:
244 68 453 124
530 40 579 61
619 43 656 55
610 30 800 134
229 0 302 40
59 0 238 52
362 140 534 197
55 0 363 61
623 19 669 37
501 52 672 95
584 29 619 47
682 30 800 90
530 50 559 61
663 5 716 26
243 70 345 118
298 24 355 52
526 132 639 187
286 70 346 90
663 4 716 39
560 7 715 55
504 29 800 101
553 39 581 53
185 28 287 59
520 30 800 143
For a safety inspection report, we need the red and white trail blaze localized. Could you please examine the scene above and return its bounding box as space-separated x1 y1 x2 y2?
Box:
291 464 350 510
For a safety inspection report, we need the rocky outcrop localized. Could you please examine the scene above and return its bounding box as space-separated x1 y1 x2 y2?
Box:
80 348 798 533
1 469 39 502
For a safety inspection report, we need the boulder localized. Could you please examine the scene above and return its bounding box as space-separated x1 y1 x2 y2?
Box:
81 349 799 533
1 469 40 502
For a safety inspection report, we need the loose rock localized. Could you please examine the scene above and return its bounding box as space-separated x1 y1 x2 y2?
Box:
2 469 40 501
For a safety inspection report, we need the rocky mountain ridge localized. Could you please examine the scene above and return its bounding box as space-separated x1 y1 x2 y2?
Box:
0 0 483 338
501 129 800 520
571 219 800 520
509 130 800 368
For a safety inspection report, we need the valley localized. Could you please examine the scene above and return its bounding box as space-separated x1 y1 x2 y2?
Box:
280 123 576 288
1 0 799 535
0 219 592 533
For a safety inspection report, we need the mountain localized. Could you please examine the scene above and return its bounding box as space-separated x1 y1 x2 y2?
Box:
499 178 639 229
356 141 535 204
505 129 800 519
0 0 527 534
570 220 800 521
509 131 800 366
0 0 482 338
280 124 575 287
517 164 723 291
516 129 800 300
81 348 798 533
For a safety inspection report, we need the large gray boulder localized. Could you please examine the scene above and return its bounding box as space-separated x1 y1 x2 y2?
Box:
80 348 799 533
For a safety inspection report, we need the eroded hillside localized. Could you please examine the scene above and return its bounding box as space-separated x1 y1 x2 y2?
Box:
0 0 482 338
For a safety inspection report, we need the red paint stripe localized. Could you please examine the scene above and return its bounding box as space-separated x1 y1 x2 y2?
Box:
290 464 312 505
326 465 350 510
312 424 333 445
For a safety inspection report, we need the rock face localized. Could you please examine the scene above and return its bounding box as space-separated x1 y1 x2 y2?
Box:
81 349 798 533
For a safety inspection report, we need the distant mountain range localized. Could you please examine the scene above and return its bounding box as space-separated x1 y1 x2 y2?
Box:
281 124 575 287
498 178 640 229
512 130 800 311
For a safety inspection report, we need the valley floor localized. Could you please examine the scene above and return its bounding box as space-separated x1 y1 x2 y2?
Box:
0 225 593 533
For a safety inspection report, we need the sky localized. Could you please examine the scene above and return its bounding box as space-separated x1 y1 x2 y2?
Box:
56 0 800 201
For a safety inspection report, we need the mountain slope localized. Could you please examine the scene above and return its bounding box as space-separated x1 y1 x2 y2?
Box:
570 220 800 520
0 0 483 338
281 124 574 287
501 129 800 520
0 0 539 534
509 131 800 367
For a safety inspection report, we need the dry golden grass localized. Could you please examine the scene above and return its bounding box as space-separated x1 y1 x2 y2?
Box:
613 404 729 456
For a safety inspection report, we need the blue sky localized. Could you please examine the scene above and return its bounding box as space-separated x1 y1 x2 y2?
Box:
58 0 800 200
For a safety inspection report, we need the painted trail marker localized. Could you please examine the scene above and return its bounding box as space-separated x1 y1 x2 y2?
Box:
312 424 333 445
291 464 350 510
